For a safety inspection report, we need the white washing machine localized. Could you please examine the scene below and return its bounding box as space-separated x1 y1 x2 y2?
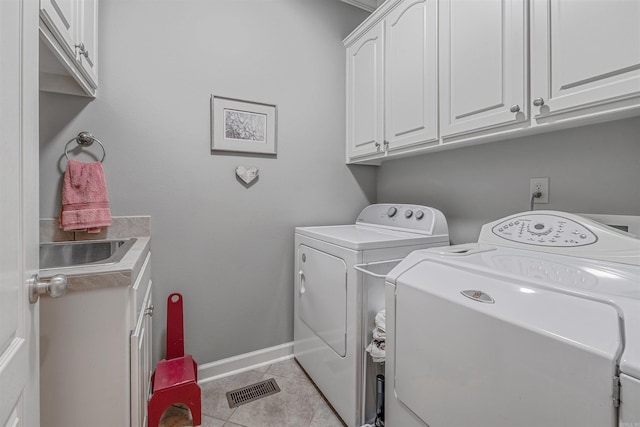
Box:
385 211 640 427
294 204 449 427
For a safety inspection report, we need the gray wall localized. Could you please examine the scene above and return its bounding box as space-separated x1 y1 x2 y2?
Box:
378 116 640 244
39 0 374 363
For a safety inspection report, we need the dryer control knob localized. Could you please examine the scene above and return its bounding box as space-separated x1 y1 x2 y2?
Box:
404 210 413 218
415 210 424 220
387 207 398 217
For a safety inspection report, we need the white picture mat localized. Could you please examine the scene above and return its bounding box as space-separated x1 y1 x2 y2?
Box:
211 96 277 155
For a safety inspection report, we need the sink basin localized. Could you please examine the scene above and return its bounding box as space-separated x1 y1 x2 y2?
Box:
40 238 137 269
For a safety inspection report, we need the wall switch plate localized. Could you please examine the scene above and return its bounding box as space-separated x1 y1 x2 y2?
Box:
530 177 549 204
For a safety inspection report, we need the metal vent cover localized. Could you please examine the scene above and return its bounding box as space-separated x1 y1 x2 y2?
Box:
226 378 281 408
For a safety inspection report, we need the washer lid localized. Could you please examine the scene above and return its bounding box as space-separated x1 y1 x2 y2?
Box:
393 259 621 427
295 224 448 251
388 245 640 380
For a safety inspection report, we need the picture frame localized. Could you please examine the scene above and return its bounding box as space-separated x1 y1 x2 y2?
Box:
211 95 277 155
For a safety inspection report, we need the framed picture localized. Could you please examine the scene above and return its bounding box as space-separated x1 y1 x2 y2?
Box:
211 95 277 155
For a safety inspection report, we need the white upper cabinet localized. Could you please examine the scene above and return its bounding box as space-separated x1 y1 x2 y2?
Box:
40 0 98 97
345 0 438 163
77 0 98 84
40 0 77 52
346 21 385 160
385 0 438 151
439 0 527 137
530 0 640 121
344 0 639 163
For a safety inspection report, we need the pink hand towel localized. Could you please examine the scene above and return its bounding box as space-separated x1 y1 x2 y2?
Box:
59 159 112 233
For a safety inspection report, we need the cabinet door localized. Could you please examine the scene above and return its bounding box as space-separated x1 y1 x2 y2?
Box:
77 0 98 86
346 22 384 160
385 0 438 150
40 0 76 52
439 0 527 137
131 280 153 427
531 0 640 118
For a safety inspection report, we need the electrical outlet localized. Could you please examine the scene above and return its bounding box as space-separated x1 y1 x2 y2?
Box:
530 177 549 204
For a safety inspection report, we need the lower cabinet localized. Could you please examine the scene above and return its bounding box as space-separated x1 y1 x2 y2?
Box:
131 278 153 427
40 251 152 427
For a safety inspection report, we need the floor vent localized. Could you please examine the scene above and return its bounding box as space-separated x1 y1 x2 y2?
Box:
226 378 281 408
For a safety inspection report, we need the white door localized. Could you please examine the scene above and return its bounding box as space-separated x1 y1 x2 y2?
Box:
297 245 347 357
77 0 98 87
0 1 40 426
346 21 384 160
384 0 438 151
530 0 640 118
40 0 77 56
439 0 527 137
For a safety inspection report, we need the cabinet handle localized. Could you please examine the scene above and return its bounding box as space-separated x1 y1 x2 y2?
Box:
29 273 68 304
75 42 89 59
533 97 545 107
374 142 381 151
144 304 154 316
383 140 389 151
510 104 521 113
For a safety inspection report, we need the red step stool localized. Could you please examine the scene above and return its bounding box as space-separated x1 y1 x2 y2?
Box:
148 293 202 427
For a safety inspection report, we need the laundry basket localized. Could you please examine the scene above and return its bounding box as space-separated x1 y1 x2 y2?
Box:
354 259 403 426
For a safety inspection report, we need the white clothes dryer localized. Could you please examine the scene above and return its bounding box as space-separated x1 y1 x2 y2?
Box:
385 211 640 427
294 204 449 427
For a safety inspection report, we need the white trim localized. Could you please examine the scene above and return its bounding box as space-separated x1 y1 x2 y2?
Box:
197 342 294 384
340 0 378 12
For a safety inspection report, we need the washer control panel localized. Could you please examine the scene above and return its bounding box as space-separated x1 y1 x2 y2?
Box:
492 213 597 247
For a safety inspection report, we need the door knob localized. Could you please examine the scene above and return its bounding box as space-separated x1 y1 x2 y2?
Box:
533 97 545 107
29 274 68 304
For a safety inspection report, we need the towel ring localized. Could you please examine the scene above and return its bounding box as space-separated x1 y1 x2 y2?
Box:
64 131 106 163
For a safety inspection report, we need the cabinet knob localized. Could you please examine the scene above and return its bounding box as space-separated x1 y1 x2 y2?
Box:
383 140 389 150
375 142 381 151
533 97 545 107
510 104 521 113
75 42 89 59
29 273 68 304
144 304 154 316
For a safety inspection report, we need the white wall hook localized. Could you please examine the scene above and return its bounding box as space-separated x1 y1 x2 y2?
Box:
236 166 259 185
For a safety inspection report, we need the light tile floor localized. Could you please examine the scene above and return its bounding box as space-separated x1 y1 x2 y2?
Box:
159 359 345 427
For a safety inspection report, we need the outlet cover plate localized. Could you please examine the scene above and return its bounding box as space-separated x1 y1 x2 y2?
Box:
530 177 549 203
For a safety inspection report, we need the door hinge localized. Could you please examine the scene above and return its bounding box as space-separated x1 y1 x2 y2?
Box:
612 375 620 408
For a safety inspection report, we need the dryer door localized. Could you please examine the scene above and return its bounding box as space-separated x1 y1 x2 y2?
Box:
298 245 347 357
393 260 620 427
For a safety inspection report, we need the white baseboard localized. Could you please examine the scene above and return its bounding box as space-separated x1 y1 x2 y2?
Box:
198 342 294 384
